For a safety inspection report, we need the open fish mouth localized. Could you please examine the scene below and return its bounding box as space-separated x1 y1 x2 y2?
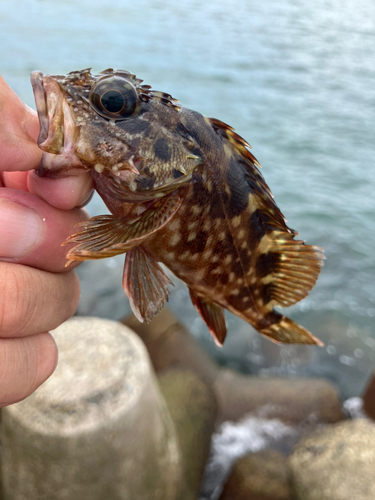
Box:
31 71 84 176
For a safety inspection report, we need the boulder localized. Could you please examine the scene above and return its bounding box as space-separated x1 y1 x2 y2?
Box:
125 310 343 428
158 370 217 500
214 369 343 425
219 449 291 500
1 317 182 500
289 419 375 500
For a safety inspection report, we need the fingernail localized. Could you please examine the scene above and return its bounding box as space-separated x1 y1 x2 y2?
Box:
0 199 45 259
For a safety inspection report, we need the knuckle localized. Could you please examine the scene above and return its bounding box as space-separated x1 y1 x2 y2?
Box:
0 334 57 405
0 264 37 336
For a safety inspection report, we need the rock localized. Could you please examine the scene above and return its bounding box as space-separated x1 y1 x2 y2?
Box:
289 419 375 500
362 371 375 420
214 369 343 425
1 317 182 500
219 449 291 500
158 370 217 500
201 414 300 498
125 310 344 428
123 307 220 386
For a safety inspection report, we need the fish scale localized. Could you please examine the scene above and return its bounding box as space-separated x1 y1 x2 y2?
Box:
31 68 324 346
144 161 280 336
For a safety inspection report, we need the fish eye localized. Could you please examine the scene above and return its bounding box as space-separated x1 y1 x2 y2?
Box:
89 76 140 120
101 90 125 113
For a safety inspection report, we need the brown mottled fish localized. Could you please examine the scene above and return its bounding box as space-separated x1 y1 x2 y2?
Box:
31 68 324 346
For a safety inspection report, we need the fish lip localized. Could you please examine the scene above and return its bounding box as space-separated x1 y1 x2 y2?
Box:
30 71 49 146
31 71 65 154
31 70 86 176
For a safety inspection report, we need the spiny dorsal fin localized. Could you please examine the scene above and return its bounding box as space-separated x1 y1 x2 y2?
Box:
123 246 172 323
189 289 227 346
139 87 181 111
251 198 295 236
208 117 261 167
64 192 181 263
208 116 294 235
256 231 325 308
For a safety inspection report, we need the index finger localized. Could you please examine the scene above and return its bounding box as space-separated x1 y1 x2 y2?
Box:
0 76 42 172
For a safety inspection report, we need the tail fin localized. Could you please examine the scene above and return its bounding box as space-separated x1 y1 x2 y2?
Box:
259 315 323 346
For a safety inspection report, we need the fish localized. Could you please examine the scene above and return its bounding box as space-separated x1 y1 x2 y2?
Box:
31 68 325 346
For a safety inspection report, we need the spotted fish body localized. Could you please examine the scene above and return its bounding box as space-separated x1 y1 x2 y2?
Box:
31 68 324 346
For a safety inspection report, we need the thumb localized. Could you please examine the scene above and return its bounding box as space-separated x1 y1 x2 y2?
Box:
0 75 42 171
0 188 88 272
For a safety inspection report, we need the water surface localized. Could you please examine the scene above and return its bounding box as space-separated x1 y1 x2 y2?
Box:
1 0 374 396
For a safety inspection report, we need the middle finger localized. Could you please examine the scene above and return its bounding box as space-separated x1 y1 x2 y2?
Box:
0 262 80 338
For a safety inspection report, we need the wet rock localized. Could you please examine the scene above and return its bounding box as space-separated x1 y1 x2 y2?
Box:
362 371 375 420
123 307 220 386
1 317 182 500
125 310 343 428
158 370 217 500
289 419 375 500
219 449 291 500
201 414 301 498
214 369 343 425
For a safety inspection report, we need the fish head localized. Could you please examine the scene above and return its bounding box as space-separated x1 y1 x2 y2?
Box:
31 68 202 200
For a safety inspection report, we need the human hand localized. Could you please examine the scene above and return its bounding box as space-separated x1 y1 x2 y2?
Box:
0 75 94 406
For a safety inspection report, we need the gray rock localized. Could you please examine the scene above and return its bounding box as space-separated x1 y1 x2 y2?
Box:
158 370 217 500
1 317 182 500
214 369 343 425
289 419 375 500
219 449 291 500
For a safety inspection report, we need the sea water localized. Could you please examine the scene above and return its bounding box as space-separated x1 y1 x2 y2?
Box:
1 0 374 397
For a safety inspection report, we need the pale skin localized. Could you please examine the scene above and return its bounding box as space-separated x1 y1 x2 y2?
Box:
0 76 94 406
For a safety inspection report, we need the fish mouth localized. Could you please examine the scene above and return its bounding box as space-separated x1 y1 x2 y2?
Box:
31 71 84 177
30 71 50 147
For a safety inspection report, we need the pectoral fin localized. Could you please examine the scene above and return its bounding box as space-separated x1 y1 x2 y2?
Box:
189 289 227 346
123 246 173 323
64 192 181 264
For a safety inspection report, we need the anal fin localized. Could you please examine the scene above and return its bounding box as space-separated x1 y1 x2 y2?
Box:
189 289 227 346
123 246 173 323
259 315 323 346
64 192 181 264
